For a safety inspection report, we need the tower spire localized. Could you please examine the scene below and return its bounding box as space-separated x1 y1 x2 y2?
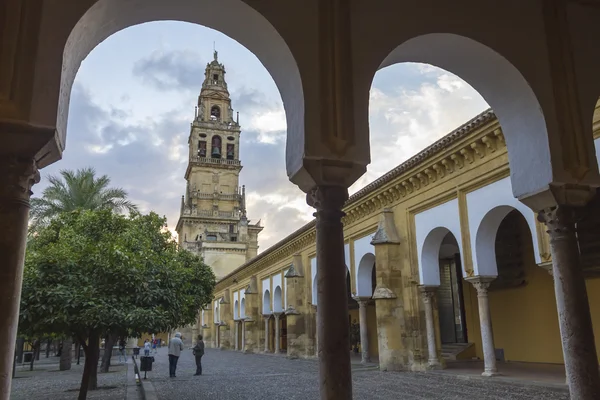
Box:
213 41 218 61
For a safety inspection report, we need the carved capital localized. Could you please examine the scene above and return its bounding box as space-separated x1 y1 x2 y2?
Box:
352 296 370 307
0 156 40 203
418 285 437 304
307 185 348 222
465 276 495 296
537 206 580 242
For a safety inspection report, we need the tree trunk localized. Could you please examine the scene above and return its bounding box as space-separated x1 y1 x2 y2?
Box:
29 340 39 371
78 338 91 400
100 334 117 373
46 338 51 358
87 332 100 391
15 337 25 363
75 340 81 365
60 338 72 371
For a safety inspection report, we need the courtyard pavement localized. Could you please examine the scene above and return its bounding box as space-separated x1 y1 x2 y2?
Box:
147 347 570 400
11 357 127 399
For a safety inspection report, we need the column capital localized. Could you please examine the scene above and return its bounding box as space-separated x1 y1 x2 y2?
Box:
0 156 40 202
263 314 271 321
464 276 496 295
537 205 582 241
306 185 348 217
273 312 282 320
418 285 438 303
352 296 370 306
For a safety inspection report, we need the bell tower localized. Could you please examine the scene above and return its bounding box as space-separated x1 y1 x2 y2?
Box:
176 50 263 279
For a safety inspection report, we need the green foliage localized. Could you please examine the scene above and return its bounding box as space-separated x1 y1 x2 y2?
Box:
20 209 215 341
29 168 138 230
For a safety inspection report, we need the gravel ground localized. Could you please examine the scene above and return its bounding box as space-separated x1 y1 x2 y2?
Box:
148 348 569 400
11 358 128 400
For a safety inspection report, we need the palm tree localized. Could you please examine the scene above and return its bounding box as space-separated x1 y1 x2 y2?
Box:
30 167 138 228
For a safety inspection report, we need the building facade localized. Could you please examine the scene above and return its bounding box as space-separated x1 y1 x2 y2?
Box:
202 105 600 375
176 51 262 280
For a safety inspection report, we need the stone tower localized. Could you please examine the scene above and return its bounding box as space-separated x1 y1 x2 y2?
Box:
176 50 263 280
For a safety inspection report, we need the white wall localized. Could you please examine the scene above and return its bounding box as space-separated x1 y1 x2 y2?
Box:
273 273 283 312
467 176 541 276
353 234 375 295
415 198 464 285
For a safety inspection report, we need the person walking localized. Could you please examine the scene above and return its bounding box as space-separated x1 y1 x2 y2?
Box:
168 332 184 378
193 335 205 376
152 338 157 354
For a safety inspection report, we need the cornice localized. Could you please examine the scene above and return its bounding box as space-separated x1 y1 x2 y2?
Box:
342 110 504 225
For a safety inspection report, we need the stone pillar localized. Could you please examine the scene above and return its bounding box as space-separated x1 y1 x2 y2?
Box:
284 256 307 359
353 297 371 363
307 186 352 399
465 276 498 377
263 315 270 353
243 277 260 353
234 321 239 351
241 321 246 350
538 207 600 398
0 157 39 397
418 286 442 369
274 313 281 353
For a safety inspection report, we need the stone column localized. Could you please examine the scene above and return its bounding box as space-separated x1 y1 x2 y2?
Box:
274 313 281 354
234 321 239 351
241 321 246 350
465 276 498 377
538 207 600 398
0 157 39 398
307 186 352 399
263 315 270 353
353 297 371 363
418 286 442 369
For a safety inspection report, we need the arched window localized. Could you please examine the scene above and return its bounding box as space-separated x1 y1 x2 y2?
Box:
198 141 207 157
210 105 221 121
226 144 235 160
211 135 222 159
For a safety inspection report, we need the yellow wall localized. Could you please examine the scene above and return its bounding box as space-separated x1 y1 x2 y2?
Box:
137 332 169 347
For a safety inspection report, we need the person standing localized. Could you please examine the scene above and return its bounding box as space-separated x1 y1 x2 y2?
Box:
168 332 184 378
118 339 127 363
193 335 205 376
143 339 151 356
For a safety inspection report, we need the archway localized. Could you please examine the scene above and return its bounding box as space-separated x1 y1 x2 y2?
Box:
356 253 375 297
273 286 283 313
262 290 271 315
474 208 562 364
377 33 554 200
436 232 467 345
233 300 239 320
240 298 246 319
42 0 304 172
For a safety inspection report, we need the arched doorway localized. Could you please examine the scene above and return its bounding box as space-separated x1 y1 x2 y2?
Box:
437 232 468 345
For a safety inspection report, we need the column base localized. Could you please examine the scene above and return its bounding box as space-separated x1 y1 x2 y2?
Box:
360 358 372 364
482 370 501 377
427 360 444 370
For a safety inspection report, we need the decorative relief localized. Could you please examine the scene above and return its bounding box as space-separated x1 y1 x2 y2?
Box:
460 148 474 164
470 142 485 159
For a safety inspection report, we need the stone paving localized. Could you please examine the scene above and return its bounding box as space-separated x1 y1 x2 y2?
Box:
11 358 128 400
148 347 570 400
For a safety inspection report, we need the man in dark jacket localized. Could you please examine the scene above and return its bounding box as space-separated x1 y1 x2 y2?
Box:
193 335 205 376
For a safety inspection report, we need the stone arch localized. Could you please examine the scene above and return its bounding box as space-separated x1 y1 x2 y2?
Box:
263 290 271 315
273 286 283 313
420 227 457 286
234 300 239 320
356 253 375 297
240 298 246 318
377 33 554 199
214 304 219 323
39 0 303 169
474 206 536 277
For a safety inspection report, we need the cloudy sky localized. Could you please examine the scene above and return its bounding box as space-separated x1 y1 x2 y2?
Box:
37 21 489 251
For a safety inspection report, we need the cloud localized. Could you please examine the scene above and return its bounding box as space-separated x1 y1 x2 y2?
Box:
132 49 205 91
353 63 489 193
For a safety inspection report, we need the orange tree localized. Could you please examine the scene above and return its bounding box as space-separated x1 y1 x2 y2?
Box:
20 209 215 400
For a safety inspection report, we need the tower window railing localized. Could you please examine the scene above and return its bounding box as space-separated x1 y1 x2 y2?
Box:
190 156 241 166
